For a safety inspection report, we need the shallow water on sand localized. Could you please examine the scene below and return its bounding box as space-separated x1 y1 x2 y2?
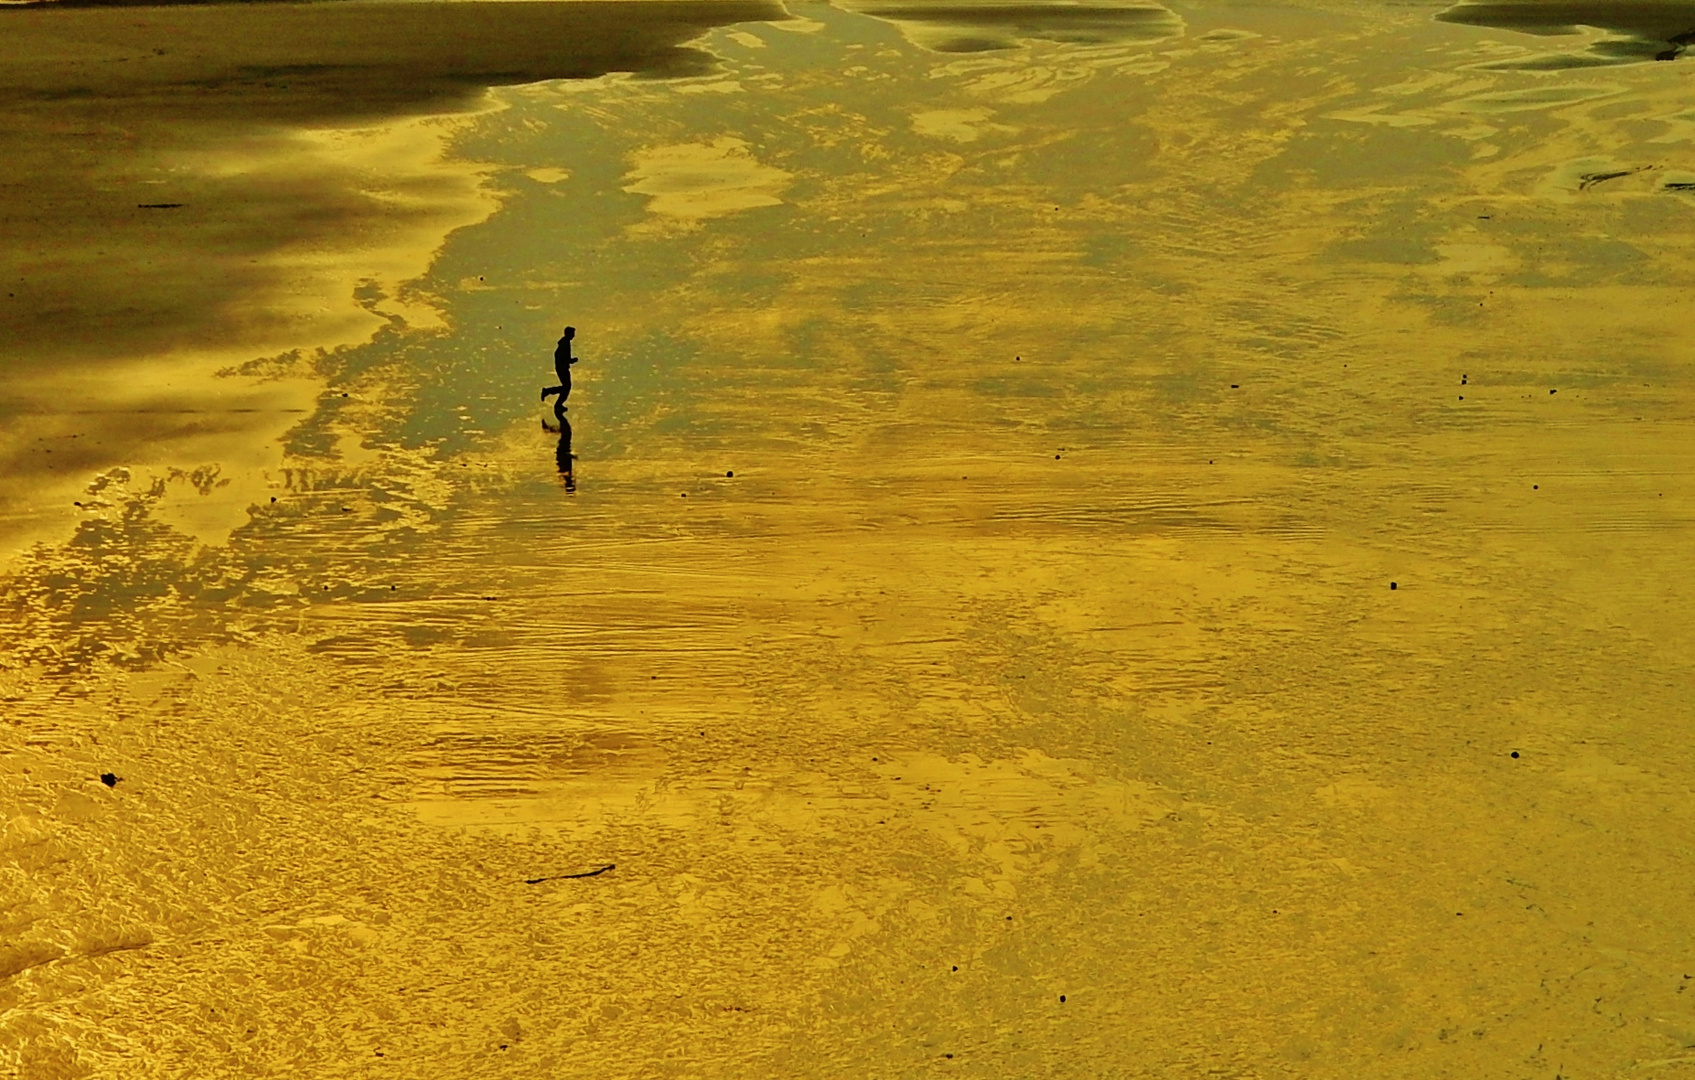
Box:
6 0 1695 1075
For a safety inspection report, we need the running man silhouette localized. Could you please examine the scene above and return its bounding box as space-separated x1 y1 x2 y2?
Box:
540 326 578 416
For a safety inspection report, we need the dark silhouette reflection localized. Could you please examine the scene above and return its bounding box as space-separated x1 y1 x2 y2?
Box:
552 417 576 492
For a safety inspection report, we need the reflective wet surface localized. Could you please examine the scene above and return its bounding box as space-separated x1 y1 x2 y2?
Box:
5 0 1695 1075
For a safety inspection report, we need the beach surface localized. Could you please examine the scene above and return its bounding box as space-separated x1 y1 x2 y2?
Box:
3 0 1695 1075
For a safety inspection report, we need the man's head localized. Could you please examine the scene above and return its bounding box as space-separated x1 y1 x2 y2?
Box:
563 326 576 339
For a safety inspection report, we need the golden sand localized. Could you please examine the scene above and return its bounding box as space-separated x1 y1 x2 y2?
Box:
3 0 1695 1075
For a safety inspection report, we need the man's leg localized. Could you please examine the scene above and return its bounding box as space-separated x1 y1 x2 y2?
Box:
541 385 563 401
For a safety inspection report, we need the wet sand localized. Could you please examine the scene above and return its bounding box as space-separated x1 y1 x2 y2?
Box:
5 0 1695 1075
0 0 782 551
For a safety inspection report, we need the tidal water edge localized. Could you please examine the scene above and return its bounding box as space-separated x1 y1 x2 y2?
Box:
3 0 1695 1075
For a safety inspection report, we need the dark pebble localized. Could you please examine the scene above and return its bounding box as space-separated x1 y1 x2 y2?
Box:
1511 751 1519 758
1059 995 1066 1003
1390 582 1397 590
725 471 733 477
100 772 118 787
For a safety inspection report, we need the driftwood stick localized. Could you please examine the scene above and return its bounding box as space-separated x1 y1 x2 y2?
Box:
525 864 615 885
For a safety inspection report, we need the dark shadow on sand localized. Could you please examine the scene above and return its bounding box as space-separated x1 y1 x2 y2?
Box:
1436 0 1695 66
0 0 785 366
842 0 1181 53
